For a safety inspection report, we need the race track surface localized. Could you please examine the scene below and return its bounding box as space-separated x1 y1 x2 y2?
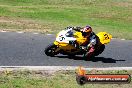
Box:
0 32 132 67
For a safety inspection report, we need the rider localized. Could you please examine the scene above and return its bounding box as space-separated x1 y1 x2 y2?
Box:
69 25 98 53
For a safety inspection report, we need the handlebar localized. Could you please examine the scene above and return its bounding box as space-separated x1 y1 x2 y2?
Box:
66 26 83 32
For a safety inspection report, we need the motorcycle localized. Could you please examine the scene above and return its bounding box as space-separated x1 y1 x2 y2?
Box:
44 27 112 59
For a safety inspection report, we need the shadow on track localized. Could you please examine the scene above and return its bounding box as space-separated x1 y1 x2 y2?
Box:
55 55 125 63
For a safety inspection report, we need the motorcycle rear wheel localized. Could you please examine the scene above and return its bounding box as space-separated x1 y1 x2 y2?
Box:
44 43 58 57
94 44 105 56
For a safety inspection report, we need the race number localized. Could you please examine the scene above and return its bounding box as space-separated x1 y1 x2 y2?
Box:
104 34 109 40
59 35 65 41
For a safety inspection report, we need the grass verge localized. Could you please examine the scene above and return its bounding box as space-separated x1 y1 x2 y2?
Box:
0 0 132 39
0 69 132 88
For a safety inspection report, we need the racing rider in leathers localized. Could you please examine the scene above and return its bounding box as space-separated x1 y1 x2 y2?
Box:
68 25 98 57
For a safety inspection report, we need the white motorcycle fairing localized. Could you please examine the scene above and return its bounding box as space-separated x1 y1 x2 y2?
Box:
56 28 76 43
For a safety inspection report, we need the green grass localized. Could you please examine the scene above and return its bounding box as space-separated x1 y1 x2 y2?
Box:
0 70 132 88
0 0 132 39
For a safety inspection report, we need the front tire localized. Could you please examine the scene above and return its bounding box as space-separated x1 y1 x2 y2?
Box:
44 43 58 57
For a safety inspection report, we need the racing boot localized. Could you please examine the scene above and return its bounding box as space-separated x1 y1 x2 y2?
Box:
83 46 95 60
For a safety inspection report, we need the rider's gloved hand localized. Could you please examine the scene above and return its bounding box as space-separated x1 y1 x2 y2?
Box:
66 26 74 30
76 26 83 30
73 26 83 32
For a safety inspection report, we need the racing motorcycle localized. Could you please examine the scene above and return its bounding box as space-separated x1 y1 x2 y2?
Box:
44 27 112 59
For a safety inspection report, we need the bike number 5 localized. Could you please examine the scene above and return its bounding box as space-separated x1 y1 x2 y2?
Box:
59 35 65 41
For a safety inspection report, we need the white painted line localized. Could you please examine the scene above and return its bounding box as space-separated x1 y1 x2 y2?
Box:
17 31 24 33
121 39 125 40
112 38 116 39
0 66 132 71
1 30 7 32
47 34 53 35
33 33 39 34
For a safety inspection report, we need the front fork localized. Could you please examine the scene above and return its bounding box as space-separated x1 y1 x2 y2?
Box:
53 41 61 53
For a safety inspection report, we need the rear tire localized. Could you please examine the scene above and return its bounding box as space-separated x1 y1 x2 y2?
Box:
94 44 105 56
44 43 58 57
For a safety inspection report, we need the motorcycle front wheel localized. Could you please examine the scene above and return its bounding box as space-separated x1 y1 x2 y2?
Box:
44 43 58 57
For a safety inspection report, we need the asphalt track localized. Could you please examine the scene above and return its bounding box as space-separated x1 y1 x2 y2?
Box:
0 32 132 67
